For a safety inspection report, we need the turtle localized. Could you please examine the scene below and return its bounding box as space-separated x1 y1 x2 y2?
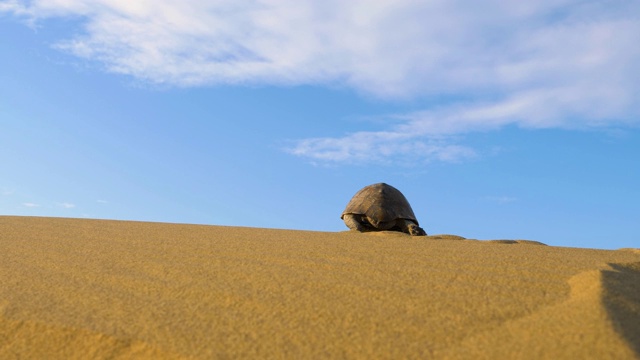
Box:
341 183 427 236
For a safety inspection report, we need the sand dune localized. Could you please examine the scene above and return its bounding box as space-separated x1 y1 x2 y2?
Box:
1 216 638 359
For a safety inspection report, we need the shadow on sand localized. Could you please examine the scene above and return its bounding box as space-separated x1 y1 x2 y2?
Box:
602 262 640 356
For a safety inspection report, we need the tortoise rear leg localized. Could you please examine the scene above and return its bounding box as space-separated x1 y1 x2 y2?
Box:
397 219 427 236
343 214 367 232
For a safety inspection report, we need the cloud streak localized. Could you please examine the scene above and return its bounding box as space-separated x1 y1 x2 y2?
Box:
3 0 640 163
287 129 477 165
1 189 15 196
484 196 518 204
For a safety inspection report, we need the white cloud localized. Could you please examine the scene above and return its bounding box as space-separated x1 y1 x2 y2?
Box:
22 202 40 207
3 0 640 163
58 202 76 209
4 1 638 97
97 199 108 204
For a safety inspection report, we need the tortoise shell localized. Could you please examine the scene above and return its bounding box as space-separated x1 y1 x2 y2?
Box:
341 183 419 225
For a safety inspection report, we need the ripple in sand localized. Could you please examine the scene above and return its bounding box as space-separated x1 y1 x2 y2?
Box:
618 248 640 254
426 234 467 240
488 239 547 246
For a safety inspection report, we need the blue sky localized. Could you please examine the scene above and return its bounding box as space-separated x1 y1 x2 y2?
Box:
1 1 639 250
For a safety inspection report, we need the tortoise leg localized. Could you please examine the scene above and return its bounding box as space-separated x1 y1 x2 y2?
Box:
343 214 367 232
366 217 396 230
398 219 427 236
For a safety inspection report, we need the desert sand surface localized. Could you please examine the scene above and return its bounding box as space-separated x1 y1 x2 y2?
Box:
1 216 639 359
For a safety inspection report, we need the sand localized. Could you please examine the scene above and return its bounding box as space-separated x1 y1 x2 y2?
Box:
1 216 639 359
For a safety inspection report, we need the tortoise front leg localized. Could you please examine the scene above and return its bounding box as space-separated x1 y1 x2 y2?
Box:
397 219 427 236
343 214 367 232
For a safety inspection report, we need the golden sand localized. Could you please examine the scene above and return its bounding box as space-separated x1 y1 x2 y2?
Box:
1 216 638 359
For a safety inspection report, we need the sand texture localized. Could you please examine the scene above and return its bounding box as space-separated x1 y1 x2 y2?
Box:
1 216 639 359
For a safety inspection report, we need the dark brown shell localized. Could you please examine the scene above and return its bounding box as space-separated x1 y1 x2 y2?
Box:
341 183 419 225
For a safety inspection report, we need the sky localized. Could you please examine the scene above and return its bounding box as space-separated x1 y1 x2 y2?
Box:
1 0 639 250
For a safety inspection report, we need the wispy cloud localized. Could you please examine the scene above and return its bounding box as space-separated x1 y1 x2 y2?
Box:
484 196 518 204
97 199 108 204
1 189 15 196
287 130 477 165
58 202 76 209
22 202 40 208
4 0 640 164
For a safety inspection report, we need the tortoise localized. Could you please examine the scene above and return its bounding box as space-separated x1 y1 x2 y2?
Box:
341 183 427 236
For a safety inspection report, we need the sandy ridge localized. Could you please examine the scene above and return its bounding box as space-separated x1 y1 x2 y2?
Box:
1 216 639 359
